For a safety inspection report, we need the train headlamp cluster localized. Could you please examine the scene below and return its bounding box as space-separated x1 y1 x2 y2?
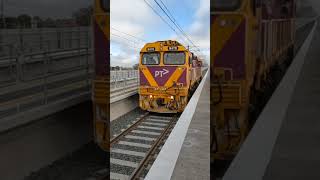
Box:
148 94 174 100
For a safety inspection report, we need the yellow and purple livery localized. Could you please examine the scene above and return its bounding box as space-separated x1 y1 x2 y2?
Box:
139 40 202 113
92 0 109 152
212 0 295 160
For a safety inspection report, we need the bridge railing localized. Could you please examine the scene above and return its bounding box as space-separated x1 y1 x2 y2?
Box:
0 27 93 132
110 70 139 103
0 27 91 57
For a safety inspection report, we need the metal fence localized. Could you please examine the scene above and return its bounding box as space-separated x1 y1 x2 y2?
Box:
0 27 91 57
0 27 93 132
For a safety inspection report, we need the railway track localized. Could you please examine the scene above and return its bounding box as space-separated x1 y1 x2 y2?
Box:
87 112 178 180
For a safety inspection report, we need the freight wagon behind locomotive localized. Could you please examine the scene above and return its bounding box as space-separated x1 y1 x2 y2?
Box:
212 0 296 161
139 40 203 113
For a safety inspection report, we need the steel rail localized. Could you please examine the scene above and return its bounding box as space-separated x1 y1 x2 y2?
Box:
110 112 150 145
130 115 177 180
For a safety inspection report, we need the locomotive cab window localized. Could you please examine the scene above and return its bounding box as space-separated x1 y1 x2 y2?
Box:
164 52 186 65
212 0 241 11
142 53 160 65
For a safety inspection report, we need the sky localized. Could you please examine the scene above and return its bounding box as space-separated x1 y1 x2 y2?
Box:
110 0 210 67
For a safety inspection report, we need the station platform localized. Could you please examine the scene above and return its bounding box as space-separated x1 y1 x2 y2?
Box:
145 70 210 180
171 70 210 180
264 18 320 180
223 18 320 180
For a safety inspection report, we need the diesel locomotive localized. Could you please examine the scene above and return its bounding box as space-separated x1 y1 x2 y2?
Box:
139 40 203 113
212 0 296 160
92 0 109 152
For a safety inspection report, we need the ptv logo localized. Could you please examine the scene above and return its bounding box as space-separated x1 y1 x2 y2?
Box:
155 69 169 78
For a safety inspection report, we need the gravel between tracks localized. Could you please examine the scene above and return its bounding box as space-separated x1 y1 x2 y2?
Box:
110 108 147 138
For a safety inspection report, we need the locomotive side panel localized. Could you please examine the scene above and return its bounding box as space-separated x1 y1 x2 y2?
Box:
211 0 296 160
92 0 109 152
190 56 203 88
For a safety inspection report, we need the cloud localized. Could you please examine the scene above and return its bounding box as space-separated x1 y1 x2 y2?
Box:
110 0 159 67
180 0 210 63
111 0 210 67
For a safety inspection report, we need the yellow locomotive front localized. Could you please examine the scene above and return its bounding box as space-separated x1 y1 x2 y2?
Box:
139 40 202 113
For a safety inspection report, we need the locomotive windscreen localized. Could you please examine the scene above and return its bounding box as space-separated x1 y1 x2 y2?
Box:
142 53 160 65
164 52 186 65
211 0 241 11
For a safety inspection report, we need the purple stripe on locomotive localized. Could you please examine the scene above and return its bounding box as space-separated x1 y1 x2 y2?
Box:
147 66 179 86
214 19 246 80
177 69 187 86
94 22 109 76
139 70 150 86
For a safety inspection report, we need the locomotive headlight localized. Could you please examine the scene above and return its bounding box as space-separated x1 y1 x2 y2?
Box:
170 96 174 100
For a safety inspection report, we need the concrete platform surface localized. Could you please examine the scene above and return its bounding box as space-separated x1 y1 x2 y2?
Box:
264 18 320 180
171 70 210 180
223 19 318 180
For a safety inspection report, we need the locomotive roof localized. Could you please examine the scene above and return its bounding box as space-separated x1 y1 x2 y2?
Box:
140 40 187 52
